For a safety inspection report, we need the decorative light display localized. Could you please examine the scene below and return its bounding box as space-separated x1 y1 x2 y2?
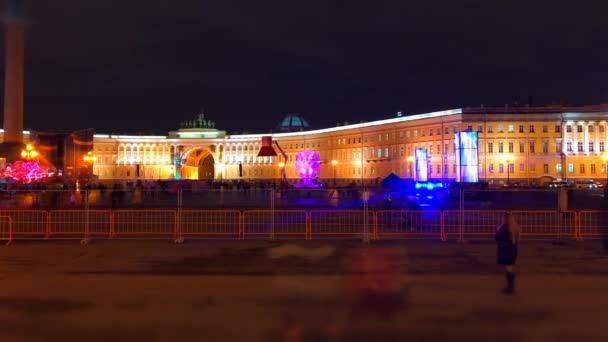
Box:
454 131 479 182
2 161 49 183
294 150 320 187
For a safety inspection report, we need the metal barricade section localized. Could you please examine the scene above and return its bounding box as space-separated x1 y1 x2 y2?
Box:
310 210 373 239
512 210 577 240
242 210 307 239
0 210 47 238
376 210 443 239
48 210 112 237
578 211 608 239
179 210 241 238
112 210 176 238
443 210 504 239
0 216 12 244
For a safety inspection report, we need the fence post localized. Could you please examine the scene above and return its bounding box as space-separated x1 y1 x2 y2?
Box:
45 210 50 240
239 210 245 240
575 211 583 241
174 188 184 244
362 189 370 244
440 211 446 242
81 189 92 245
109 210 115 239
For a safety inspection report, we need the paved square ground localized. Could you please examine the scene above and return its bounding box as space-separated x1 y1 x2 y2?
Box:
1 238 607 341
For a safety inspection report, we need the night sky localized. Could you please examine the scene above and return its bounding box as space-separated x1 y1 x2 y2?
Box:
3 0 608 134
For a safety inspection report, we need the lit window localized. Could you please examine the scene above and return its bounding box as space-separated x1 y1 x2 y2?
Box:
498 125 504 133
487 126 493 133
498 142 504 153
489 164 494 173
568 163 574 173
508 125 514 133
499 164 504 173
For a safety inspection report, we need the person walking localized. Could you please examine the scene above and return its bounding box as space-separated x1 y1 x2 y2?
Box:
495 212 520 294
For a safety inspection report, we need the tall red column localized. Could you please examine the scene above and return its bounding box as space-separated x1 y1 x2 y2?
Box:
2 19 25 144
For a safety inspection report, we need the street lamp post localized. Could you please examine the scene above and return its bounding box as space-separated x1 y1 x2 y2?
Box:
331 160 338 186
507 159 510 186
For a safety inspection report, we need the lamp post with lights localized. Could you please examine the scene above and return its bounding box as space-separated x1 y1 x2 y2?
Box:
20 144 38 161
502 154 512 186
331 160 338 186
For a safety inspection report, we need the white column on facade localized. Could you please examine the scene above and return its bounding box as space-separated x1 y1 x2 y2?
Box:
123 145 127 165
605 124 608 152
594 123 599 155
584 123 589 154
573 123 578 154
562 123 567 154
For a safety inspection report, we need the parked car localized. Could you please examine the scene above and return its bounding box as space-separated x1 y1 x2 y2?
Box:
547 181 569 188
574 180 599 189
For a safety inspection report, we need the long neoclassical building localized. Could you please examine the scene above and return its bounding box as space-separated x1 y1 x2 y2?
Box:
4 105 608 185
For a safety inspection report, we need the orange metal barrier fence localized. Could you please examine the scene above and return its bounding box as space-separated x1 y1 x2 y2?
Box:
0 210 47 238
578 211 608 240
0 209 592 241
112 210 176 238
376 210 443 240
309 210 374 239
0 216 12 244
179 210 241 238
243 210 308 239
49 210 112 237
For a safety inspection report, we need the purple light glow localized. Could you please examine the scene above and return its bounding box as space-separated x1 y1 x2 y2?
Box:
2 161 49 183
294 150 320 187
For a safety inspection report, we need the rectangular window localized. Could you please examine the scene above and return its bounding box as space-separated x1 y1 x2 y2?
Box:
529 142 535 153
543 164 549 174
400 146 404 156
453 164 457 174
556 141 562 152
429 145 433 155
429 129 433 136
467 125 473 131
577 125 583 133
519 142 525 153
542 125 548 133
477 126 482 132
508 142 514 153
444 164 448 175
508 163 514 173
445 127 449 134
589 142 594 152
577 141 583 152
589 125 594 133
386 134 389 141
529 125 535 133
518 125 524 133
530 163 536 172
499 164 504 173
520 163 525 172
384 148 389 158
600 141 605 152
488 142 493 153
489 164 494 173
399 131 403 139
406 131 410 138
436 165 440 174
498 125 504 133
567 126 572 133
591 164 596 174
580 164 585 174
488 126 494 133
542 141 548 153
555 125 561 133
429 165 433 175
567 141 573 152
453 126 458 134
508 124 514 133
498 142 504 153
556 163 562 174
421 130 425 136
444 144 448 154
414 130 418 137
600 125 605 133
437 128 440 135
568 163 574 173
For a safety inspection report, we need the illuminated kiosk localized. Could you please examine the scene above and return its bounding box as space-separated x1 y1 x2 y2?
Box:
414 148 444 192
454 131 479 183
293 149 320 188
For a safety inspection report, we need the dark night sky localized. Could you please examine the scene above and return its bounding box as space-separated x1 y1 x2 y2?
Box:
3 0 608 134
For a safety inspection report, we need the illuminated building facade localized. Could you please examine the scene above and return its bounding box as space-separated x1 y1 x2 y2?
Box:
3 105 608 185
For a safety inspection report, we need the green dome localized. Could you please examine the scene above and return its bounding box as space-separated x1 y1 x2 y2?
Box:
277 114 310 132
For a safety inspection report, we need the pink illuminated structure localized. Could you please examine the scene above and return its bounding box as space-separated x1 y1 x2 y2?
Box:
294 150 320 187
2 161 48 183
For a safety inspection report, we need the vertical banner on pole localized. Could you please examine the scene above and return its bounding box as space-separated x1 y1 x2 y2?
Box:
414 148 428 182
454 131 479 183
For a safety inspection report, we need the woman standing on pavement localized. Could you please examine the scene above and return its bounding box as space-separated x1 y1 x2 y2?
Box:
495 212 521 294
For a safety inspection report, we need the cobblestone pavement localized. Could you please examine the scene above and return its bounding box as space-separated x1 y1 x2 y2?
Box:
0 239 607 341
